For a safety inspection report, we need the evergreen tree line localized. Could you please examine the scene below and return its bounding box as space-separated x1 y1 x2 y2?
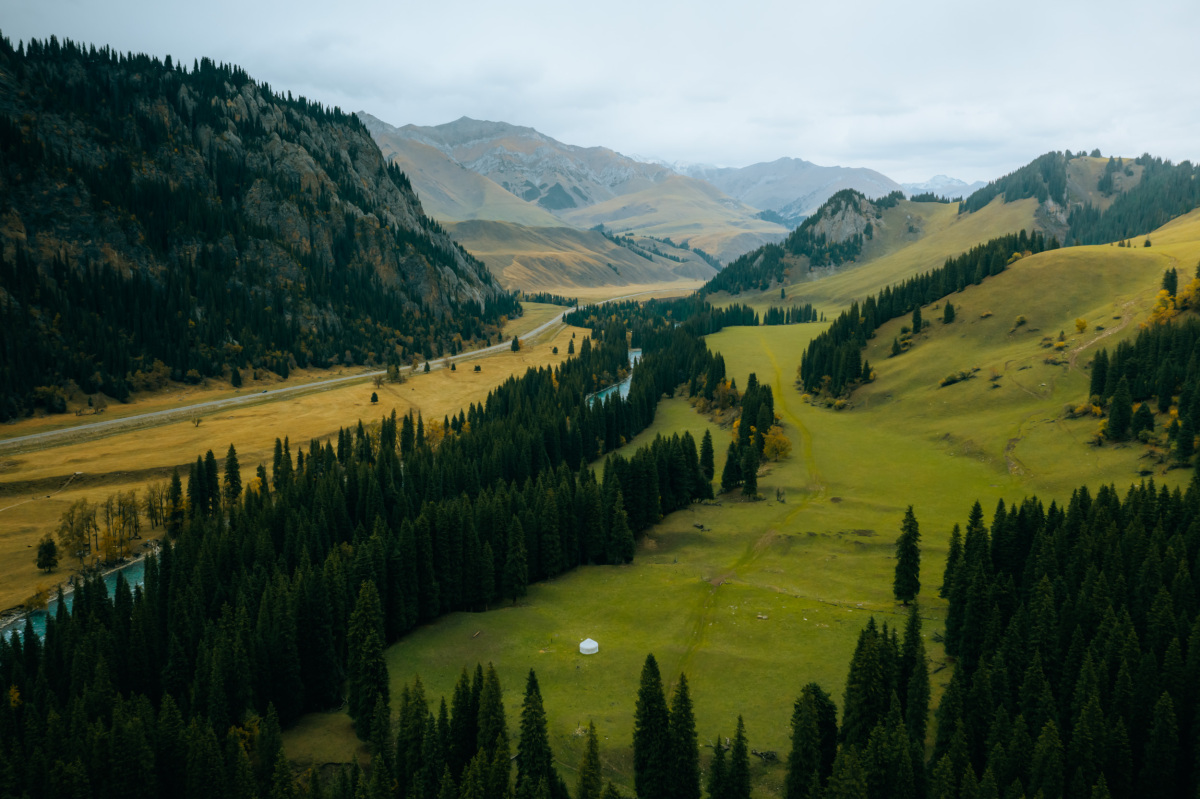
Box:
718 374 776 497
0 300 739 798
957 149 1200 248
521 293 579 308
0 33 514 420
568 296 817 338
1067 156 1200 245
565 297 758 341
1084 302 1200 452
926 480 1200 799
798 229 1056 397
909 193 958 204
763 304 820 325
960 152 1070 214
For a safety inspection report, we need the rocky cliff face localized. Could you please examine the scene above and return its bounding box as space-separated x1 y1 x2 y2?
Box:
0 42 506 314
805 190 880 243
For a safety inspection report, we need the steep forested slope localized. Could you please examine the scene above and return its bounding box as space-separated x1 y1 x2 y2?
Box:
0 35 517 420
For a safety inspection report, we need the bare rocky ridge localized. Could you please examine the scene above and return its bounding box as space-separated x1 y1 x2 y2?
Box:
361 113 673 211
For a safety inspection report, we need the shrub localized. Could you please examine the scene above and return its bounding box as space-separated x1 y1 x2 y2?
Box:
939 370 976 387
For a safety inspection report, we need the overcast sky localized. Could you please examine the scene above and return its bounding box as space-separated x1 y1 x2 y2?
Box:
5 0 1199 183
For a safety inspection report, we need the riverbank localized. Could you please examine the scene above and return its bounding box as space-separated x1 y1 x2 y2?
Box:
0 538 160 639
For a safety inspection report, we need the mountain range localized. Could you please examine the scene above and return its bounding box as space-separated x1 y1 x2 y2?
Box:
359 113 988 287
900 175 988 199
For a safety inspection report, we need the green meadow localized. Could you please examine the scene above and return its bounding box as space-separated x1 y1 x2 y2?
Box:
284 209 1200 796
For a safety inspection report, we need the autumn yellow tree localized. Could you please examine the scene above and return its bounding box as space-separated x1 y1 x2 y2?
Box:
57 498 97 566
763 426 792 461
1075 318 1088 334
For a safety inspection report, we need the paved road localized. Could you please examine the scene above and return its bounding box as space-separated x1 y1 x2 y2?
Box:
0 289 670 454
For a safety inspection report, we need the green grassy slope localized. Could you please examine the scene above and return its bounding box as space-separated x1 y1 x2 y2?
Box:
283 210 1200 797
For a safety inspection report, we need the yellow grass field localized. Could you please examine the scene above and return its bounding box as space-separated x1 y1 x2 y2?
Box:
0 306 588 612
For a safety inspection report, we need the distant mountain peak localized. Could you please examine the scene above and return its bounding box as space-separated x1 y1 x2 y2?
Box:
901 175 986 198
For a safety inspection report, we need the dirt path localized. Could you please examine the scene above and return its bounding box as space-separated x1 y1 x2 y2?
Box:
668 330 825 681
1067 299 1138 370
0 472 80 515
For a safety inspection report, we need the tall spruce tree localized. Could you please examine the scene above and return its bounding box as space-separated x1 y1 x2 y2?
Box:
633 654 671 799
504 519 529 605
785 692 821 799
223 444 242 505
893 506 921 604
939 524 962 599
727 717 751 799
740 447 758 498
346 582 389 741
669 674 701 799
577 722 602 799
898 604 929 745
720 442 742 493
515 670 557 799
700 430 715 484
1106 376 1133 440
708 731 727 799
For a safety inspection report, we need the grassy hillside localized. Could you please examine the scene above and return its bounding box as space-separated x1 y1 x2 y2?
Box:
370 131 566 227
560 175 788 263
283 210 1200 794
711 196 1039 317
447 221 715 292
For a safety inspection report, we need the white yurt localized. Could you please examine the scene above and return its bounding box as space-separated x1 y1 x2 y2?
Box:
579 638 599 655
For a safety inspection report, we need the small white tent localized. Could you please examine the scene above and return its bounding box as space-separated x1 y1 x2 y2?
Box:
579 638 599 655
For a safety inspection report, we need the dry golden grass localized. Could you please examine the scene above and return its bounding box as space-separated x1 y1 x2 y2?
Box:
559 175 787 262
0 311 591 612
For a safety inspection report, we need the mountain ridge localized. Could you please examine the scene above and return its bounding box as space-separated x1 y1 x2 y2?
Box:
0 37 514 419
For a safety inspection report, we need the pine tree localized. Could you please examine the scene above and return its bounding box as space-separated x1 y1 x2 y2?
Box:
577 722 602 799
515 670 556 799
607 491 635 564
708 731 727 799
785 692 821 799
720 442 742 493
669 674 700 799
224 444 242 504
504 519 529 605
943 302 955 324
1138 692 1179 798
633 654 671 799
477 663 507 758
1029 720 1063 799
939 524 961 598
166 466 184 535
204 449 220 512
700 430 715 484
740 447 758 498
898 604 929 745
1088 350 1108 398
893 506 921 604
347 582 389 740
727 716 750 799
1106 377 1133 440
824 746 868 799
